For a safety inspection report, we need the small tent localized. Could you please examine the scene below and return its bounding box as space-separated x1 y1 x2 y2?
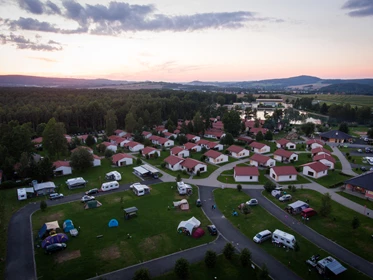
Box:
84 200 102 209
192 228 205 238
108 219 119 227
177 216 201 235
63 219 74 233
38 221 60 239
41 233 68 248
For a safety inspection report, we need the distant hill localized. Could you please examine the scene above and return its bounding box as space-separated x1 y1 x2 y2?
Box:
318 83 373 94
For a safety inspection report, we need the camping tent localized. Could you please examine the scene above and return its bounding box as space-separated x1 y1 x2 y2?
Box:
108 219 119 227
63 220 74 233
38 221 60 239
287 200 309 214
173 199 189 210
177 217 201 235
41 233 68 248
84 200 102 209
192 228 205 238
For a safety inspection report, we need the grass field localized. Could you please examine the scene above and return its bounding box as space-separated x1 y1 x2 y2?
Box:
336 191 373 210
263 189 373 261
293 94 373 108
32 183 215 280
312 172 352 188
214 189 369 280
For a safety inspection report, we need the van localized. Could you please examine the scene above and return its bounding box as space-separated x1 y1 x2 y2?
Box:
253 230 272 244
272 229 296 249
100 181 119 192
301 208 317 218
105 171 122 181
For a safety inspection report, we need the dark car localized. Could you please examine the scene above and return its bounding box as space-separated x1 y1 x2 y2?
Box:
196 199 202 207
207 225 218 235
360 166 367 172
85 188 99 195
45 243 67 254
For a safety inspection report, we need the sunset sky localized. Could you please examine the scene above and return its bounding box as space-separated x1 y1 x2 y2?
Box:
0 0 372 81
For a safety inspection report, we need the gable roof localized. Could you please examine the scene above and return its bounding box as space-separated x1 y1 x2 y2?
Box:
273 149 296 158
250 142 268 149
250 153 272 164
344 172 373 191
71 146 93 153
164 132 174 137
196 139 210 145
53 160 70 168
271 166 298 176
124 141 142 148
311 147 331 155
142 131 152 136
237 136 254 144
306 139 324 146
114 129 124 134
142 146 158 155
313 153 336 163
205 130 224 137
204 150 223 159
149 135 161 141
100 141 115 147
171 146 184 155
158 137 171 145
276 138 293 146
164 155 184 165
227 145 244 153
250 127 268 135
186 134 198 140
303 162 329 172
320 130 352 140
206 142 219 149
234 166 259 176
181 158 205 169
32 137 43 144
112 153 132 163
184 142 198 150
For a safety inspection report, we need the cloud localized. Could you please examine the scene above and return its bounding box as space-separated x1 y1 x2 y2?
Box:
46 0 61 14
28 56 57 62
1 33 63 51
18 0 44 14
342 0 373 17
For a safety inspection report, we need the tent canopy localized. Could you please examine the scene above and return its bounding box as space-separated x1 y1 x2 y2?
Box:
288 200 308 209
192 228 205 238
38 221 60 238
133 166 149 175
177 216 201 235
326 260 347 275
41 233 68 248
108 219 119 227
63 220 74 233
85 200 102 209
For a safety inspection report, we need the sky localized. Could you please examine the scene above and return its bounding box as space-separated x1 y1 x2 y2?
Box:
0 0 373 82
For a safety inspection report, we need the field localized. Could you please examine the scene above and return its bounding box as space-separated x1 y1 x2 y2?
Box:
293 94 373 108
336 191 373 210
312 172 352 188
214 189 370 280
32 183 215 280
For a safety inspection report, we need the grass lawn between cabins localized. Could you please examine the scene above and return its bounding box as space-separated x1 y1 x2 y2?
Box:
155 253 259 280
312 172 352 188
32 183 215 280
214 189 369 280
336 191 373 210
263 189 373 262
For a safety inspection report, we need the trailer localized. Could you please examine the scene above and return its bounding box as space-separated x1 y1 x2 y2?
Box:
105 171 122 181
177 182 192 195
100 181 119 192
132 185 150 196
272 229 296 249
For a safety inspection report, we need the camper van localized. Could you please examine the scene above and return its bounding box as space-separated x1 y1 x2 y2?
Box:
132 184 150 196
17 188 27 201
105 171 122 181
272 229 296 249
100 181 119 192
177 181 192 195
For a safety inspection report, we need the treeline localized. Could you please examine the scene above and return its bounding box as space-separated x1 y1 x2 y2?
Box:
0 88 237 134
291 97 372 124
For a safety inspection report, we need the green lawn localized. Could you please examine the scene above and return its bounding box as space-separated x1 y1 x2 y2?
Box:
276 153 313 167
336 191 373 210
140 150 169 166
32 183 215 280
217 169 269 185
194 164 219 179
52 158 140 195
312 172 352 188
269 174 311 185
155 254 259 280
214 189 369 280
263 189 373 262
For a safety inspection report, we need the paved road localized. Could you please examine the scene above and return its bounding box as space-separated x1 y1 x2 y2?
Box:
245 189 373 279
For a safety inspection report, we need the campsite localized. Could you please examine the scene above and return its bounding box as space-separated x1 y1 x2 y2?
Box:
32 182 214 280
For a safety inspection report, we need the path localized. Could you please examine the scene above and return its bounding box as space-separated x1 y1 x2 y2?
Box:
331 146 359 176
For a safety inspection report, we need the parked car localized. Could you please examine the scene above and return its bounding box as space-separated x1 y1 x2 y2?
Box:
85 188 99 195
365 148 372 153
301 208 317 218
207 225 218 235
196 199 202 207
45 243 67 254
49 193 64 200
253 230 272 244
357 149 362 153
246 198 258 206
81 195 95 203
360 166 367 172
279 194 292 202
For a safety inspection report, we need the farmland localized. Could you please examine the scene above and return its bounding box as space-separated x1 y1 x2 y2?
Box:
291 94 373 108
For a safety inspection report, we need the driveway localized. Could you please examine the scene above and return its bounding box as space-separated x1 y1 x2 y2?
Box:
246 189 373 279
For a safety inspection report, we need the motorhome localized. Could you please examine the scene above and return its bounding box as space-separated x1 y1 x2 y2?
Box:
100 181 119 192
272 229 296 249
177 181 192 195
132 184 150 196
105 171 122 181
66 177 87 189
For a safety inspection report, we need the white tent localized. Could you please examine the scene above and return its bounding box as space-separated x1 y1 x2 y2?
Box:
177 216 201 235
173 199 188 207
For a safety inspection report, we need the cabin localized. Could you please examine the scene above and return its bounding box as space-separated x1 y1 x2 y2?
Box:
302 162 329 179
306 139 324 150
250 153 276 167
249 142 270 154
276 138 296 150
203 150 228 164
320 130 352 143
53 161 72 176
180 158 207 174
273 149 298 163
313 154 336 169
141 147 160 158
234 166 259 182
270 166 298 182
170 146 190 158
112 153 133 166
164 155 184 171
124 141 144 152
227 145 250 158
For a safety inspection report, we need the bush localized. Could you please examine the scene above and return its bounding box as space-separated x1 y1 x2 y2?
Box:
263 181 276 193
204 250 217 268
259 264 270 280
176 174 181 182
174 258 190 279
40 200 47 212
295 166 301 172
196 170 201 177
224 150 230 155
237 184 242 192
240 248 251 267
346 152 350 157
182 170 188 175
161 162 166 168
104 149 114 158
133 268 151 280
223 242 235 260
294 242 300 252
265 168 270 175
136 158 142 165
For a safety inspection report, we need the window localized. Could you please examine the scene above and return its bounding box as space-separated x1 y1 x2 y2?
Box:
308 171 314 176
289 175 292 179
286 241 290 244
250 176 252 179
272 174 276 179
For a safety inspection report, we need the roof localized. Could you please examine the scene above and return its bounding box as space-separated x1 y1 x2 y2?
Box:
158 137 171 145
250 127 268 135
271 166 298 176
303 161 329 172
174 129 180 134
344 171 373 191
237 136 254 144
164 155 184 165
53 161 70 168
93 154 101 160
186 134 198 140
142 146 158 155
184 142 198 150
149 135 160 141
204 130 224 137
114 129 124 134
306 139 324 146
276 138 293 145
108 135 125 143
206 142 219 149
288 200 308 209
124 141 142 148
181 158 205 169
227 145 244 153
273 149 296 158
250 153 272 164
71 146 93 153
101 141 115 147
196 139 210 145
234 166 259 176
112 153 132 163
320 130 352 140
250 142 268 149
164 132 173 137
32 137 43 143
171 146 184 155
142 131 152 136
34 181 56 191
311 147 331 155
204 150 223 159
313 153 336 163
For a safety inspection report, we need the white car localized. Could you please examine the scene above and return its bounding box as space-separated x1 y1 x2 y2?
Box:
130 182 141 189
246 198 258 206
81 195 95 203
279 194 292 202
49 193 64 200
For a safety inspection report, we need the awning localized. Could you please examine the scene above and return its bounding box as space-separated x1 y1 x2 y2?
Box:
141 164 158 174
133 166 149 175
326 260 347 275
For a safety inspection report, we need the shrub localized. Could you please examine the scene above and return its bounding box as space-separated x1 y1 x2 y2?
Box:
104 149 114 158
237 184 242 192
295 166 301 172
154 152 159 159
133 268 151 280
259 264 270 280
290 159 294 163
161 162 166 168
240 248 251 267
263 181 276 193
265 168 270 175
196 170 201 177
346 152 350 157
223 242 235 260
136 158 142 165
174 258 190 280
40 200 47 212
224 150 230 155
176 174 181 182
204 250 217 268
294 242 300 252
182 170 188 175
351 217 360 230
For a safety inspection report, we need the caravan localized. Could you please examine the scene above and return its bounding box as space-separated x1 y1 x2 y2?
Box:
132 184 150 196
17 188 27 201
177 181 192 195
105 171 122 181
272 229 296 249
66 177 87 189
100 181 119 192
